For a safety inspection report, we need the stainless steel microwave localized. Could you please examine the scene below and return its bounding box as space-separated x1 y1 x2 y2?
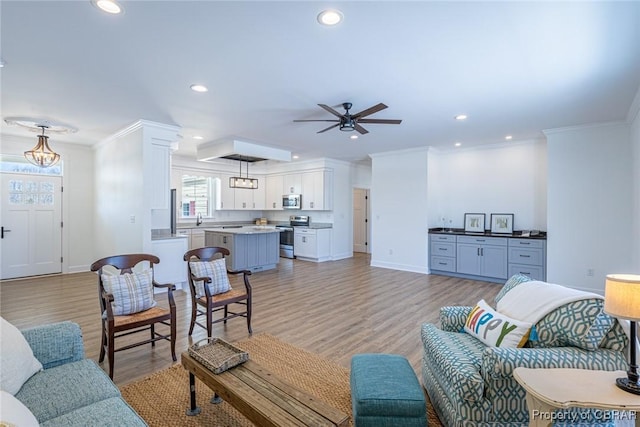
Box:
282 194 302 209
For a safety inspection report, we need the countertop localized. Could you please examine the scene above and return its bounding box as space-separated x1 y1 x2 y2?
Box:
177 222 333 230
151 229 189 241
429 228 547 239
204 226 283 235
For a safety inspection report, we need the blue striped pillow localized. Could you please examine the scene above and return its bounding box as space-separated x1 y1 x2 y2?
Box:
101 269 156 315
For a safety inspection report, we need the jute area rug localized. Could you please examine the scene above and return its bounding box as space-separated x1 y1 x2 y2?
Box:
120 333 443 426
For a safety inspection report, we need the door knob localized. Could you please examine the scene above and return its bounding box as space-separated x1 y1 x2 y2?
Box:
1 227 11 239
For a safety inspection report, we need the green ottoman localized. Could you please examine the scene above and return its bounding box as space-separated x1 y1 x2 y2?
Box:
350 354 427 427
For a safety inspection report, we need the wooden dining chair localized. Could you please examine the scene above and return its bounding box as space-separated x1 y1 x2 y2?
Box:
90 253 177 379
183 247 252 337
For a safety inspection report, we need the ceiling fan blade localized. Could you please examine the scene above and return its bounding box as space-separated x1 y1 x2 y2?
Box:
318 104 344 118
358 119 402 124
355 123 369 134
352 103 387 119
317 123 341 133
293 119 340 122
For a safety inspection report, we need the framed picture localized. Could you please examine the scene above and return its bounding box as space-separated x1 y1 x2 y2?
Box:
490 213 514 234
464 213 486 233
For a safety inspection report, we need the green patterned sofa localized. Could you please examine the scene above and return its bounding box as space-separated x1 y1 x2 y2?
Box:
421 275 629 427
15 321 147 426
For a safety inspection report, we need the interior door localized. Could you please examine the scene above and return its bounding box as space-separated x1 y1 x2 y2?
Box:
1 173 62 279
353 188 369 253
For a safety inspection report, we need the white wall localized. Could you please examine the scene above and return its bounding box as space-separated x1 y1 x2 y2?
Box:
94 127 146 258
630 104 640 270
428 140 547 231
370 147 430 273
327 160 353 260
546 123 634 292
0 134 95 273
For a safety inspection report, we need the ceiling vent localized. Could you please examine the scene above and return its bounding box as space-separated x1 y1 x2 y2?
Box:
197 138 291 163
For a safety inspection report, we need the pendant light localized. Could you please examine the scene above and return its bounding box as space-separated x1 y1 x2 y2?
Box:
24 125 61 167
229 158 258 189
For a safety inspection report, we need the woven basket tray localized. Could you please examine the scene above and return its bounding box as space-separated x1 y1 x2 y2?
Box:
188 338 249 374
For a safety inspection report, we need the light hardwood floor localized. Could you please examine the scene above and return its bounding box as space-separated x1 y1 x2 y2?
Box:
0 253 501 387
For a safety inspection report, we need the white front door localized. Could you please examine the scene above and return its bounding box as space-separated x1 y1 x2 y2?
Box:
1 173 62 279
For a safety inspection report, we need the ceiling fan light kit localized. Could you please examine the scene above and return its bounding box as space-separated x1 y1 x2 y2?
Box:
294 102 402 135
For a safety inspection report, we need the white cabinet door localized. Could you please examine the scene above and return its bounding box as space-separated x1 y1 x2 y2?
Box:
252 177 265 209
301 170 333 210
190 229 205 249
218 174 235 210
265 175 283 210
283 173 302 194
234 188 253 209
294 229 317 258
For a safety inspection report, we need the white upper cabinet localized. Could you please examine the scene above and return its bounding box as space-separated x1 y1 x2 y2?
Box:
218 173 235 210
301 170 333 210
265 175 283 210
282 173 302 194
150 143 170 209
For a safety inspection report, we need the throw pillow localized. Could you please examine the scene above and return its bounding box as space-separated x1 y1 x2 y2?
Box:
464 300 532 348
189 258 232 297
0 317 43 395
0 390 39 426
101 269 156 316
494 273 533 305
527 298 615 351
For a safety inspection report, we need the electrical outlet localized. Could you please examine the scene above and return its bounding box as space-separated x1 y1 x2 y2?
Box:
587 268 594 277
389 249 393 255
130 215 135 223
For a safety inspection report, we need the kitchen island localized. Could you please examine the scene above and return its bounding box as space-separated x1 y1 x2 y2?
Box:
204 226 281 272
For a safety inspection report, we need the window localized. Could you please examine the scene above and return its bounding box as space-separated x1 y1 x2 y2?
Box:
181 175 211 218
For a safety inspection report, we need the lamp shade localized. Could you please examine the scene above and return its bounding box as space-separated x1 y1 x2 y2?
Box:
604 274 640 321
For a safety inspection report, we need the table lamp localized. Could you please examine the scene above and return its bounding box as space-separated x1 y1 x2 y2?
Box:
604 274 640 395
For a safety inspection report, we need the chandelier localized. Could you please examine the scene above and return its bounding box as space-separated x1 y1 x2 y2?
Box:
229 158 258 189
24 125 61 167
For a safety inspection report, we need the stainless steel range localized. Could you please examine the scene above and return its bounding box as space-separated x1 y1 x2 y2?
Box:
276 215 310 258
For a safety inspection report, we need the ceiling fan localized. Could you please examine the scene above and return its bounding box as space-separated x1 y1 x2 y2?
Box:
293 102 402 135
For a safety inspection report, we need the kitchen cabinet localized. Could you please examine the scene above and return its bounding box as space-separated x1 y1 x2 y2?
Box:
283 174 302 194
429 230 547 283
508 238 546 281
205 229 279 272
294 228 331 262
176 229 191 247
301 170 332 210
191 229 205 250
218 173 235 210
456 236 508 280
265 175 283 210
429 234 456 272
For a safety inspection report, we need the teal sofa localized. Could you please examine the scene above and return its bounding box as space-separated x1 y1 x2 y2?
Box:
15 321 146 427
421 276 629 427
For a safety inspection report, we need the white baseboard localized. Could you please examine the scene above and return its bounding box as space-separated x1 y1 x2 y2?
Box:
370 260 429 274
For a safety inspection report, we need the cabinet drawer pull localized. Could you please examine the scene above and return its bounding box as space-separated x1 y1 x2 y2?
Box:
520 242 531 245
476 239 485 242
519 254 531 258
519 271 531 275
438 262 447 266
438 248 447 251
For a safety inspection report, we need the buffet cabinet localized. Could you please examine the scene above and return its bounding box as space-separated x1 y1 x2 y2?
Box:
429 231 546 283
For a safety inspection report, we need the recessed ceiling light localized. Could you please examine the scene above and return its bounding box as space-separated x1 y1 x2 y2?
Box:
190 84 208 93
92 0 123 14
350 135 358 140
193 136 204 140
0 59 5 68
317 9 343 26
505 135 513 140
454 114 467 121
454 142 462 147
292 155 299 159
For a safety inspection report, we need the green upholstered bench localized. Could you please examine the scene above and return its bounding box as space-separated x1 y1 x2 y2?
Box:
350 353 427 427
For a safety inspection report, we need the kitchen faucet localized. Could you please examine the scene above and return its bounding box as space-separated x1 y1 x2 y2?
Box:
196 212 203 226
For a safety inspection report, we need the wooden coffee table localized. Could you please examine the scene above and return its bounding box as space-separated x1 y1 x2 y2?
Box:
181 352 349 427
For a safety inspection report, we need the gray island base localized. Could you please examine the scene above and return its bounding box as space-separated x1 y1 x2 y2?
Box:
204 226 281 272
